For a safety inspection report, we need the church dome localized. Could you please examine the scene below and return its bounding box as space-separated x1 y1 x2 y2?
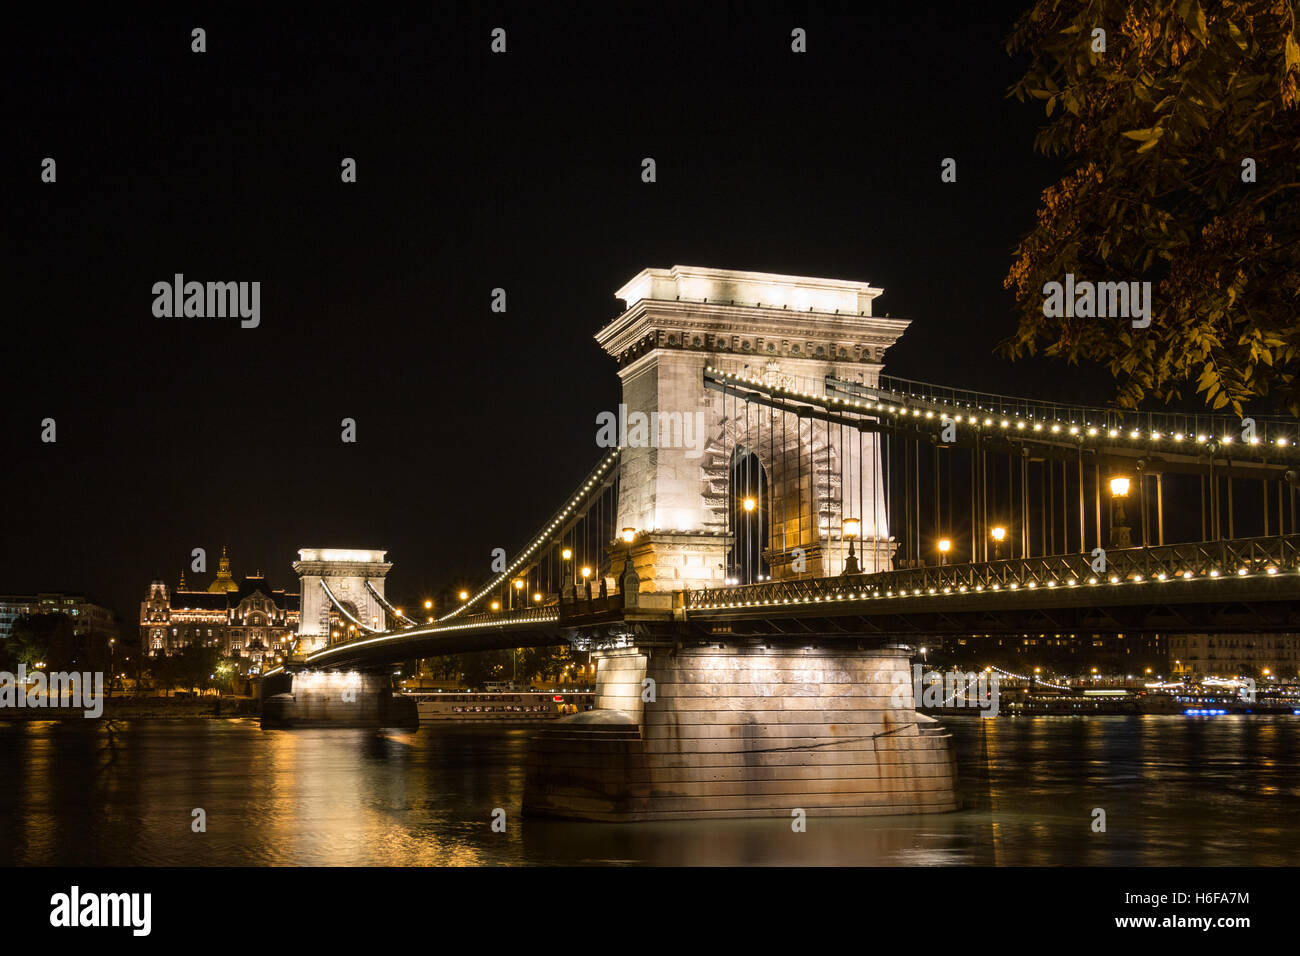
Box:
207 547 239 592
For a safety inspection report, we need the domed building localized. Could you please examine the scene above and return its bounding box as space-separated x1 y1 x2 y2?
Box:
139 548 301 674
206 546 239 593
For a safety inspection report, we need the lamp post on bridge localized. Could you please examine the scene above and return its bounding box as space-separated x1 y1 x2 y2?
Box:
1109 476 1132 549
740 496 758 585
621 527 637 593
938 538 951 566
990 526 1006 561
842 518 861 576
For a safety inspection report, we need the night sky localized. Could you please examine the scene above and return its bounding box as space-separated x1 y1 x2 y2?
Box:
5 4 1110 624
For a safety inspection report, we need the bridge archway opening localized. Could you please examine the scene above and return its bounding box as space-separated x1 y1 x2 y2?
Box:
729 447 769 585
337 600 359 640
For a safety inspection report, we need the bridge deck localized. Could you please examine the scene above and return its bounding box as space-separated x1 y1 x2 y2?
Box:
268 535 1300 671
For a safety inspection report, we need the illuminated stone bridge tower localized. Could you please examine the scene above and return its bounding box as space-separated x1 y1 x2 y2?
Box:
292 548 392 653
595 265 909 591
523 266 957 823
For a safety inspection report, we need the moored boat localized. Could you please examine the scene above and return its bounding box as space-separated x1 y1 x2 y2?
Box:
401 690 595 722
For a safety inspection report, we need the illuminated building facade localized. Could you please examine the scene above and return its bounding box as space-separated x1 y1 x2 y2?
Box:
1168 633 1300 679
140 549 300 671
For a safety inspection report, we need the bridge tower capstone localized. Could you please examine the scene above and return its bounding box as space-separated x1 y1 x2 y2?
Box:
292 548 392 654
595 265 909 591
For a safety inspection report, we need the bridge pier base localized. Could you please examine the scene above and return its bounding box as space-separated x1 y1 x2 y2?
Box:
523 643 959 821
260 670 418 730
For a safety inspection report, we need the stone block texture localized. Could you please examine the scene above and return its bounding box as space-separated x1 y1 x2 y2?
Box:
524 644 959 821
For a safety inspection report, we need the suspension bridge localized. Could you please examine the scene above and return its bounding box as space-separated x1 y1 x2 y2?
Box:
261 264 1300 821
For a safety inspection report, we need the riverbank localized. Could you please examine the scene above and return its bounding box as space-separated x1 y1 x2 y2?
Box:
0 695 259 720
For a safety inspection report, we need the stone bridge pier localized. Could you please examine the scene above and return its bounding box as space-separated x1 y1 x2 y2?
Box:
523 639 960 821
260 669 418 729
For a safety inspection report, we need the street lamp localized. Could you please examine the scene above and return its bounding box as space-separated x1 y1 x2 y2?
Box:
490 600 500 612
842 517 861 575
742 496 756 513
458 590 469 602
938 538 951 566
620 527 637 591
990 525 1006 560
1109 475 1132 547
424 599 433 610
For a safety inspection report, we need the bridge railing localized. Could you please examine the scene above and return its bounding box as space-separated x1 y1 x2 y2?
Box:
684 534 1300 610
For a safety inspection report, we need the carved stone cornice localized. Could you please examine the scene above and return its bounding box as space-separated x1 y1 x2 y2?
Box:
292 561 393 579
596 299 909 371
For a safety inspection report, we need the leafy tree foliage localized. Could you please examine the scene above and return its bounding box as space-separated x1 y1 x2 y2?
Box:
516 645 573 683
174 643 223 693
456 649 513 689
145 650 182 695
1003 0 1300 413
1 615 54 669
2 614 111 673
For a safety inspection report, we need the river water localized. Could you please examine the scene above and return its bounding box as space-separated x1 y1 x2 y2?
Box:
1 715 1297 866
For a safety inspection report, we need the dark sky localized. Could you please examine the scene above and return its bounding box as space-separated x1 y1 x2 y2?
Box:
5 3 1104 624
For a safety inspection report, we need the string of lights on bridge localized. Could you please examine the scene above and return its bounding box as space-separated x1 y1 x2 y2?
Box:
436 449 622 624
705 367 1300 458
690 558 1292 611
315 451 620 640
